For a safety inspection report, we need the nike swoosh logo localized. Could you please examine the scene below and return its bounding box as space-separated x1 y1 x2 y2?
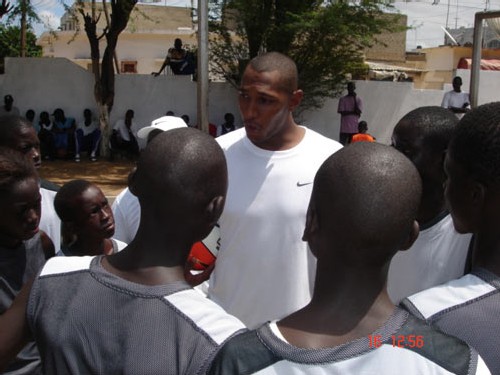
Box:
297 182 313 187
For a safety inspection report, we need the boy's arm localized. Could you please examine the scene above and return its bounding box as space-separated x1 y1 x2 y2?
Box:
0 280 33 372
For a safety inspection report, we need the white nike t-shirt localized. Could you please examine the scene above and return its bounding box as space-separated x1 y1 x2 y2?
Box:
209 127 342 328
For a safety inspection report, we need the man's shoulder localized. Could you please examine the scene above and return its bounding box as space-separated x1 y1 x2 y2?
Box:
302 127 342 150
208 329 277 375
215 127 246 149
402 272 498 321
38 256 95 277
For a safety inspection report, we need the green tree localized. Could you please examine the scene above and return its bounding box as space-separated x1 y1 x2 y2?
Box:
0 24 41 57
209 0 404 111
2 0 39 57
65 0 137 156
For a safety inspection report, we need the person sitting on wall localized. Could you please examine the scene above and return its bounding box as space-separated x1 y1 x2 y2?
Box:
152 38 196 76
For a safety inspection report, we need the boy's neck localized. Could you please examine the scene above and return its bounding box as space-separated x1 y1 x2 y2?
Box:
69 238 112 256
472 231 500 277
278 263 394 348
102 223 191 285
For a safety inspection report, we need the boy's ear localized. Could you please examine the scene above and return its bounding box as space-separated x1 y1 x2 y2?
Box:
399 220 419 251
205 196 225 226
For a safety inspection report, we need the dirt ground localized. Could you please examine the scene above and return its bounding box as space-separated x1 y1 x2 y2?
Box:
38 159 135 198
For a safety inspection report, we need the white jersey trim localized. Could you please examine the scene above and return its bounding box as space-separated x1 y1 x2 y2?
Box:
165 289 246 345
407 274 496 319
40 256 95 276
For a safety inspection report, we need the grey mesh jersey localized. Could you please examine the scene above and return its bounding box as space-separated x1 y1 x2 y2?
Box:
403 268 500 374
27 255 246 375
208 308 490 375
1 232 46 375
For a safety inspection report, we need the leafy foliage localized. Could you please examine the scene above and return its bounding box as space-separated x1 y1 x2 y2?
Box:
209 0 405 111
0 24 41 57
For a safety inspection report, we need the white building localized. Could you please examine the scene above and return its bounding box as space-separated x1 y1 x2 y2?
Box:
36 1 197 75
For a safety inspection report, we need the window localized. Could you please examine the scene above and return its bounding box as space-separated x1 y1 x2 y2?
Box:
121 61 137 74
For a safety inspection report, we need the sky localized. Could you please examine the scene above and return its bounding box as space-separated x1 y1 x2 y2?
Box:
23 0 500 51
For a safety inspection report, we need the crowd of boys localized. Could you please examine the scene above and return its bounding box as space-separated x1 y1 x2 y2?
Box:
0 52 498 374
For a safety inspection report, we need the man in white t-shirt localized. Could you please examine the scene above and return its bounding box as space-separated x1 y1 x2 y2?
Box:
441 76 470 118
206 52 342 328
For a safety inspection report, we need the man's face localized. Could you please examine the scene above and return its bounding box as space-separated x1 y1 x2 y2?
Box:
0 177 41 245
72 185 115 241
444 152 478 234
12 127 42 169
453 78 462 92
238 66 298 150
347 83 355 95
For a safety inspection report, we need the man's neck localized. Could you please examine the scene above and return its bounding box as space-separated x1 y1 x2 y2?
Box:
251 122 305 151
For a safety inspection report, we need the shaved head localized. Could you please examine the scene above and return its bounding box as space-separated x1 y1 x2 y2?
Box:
449 102 500 186
0 115 33 146
247 52 298 93
311 142 421 263
395 106 458 152
134 128 227 214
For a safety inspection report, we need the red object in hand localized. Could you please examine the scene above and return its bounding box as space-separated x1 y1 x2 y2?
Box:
187 224 220 270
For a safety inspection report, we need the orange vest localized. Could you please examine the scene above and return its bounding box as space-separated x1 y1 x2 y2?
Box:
351 133 375 143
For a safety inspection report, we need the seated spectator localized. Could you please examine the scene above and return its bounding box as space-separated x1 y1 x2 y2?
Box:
350 120 375 143
0 114 61 252
0 128 246 374
110 109 139 160
52 108 76 159
75 109 101 162
216 113 236 137
403 102 500 374
24 109 38 132
54 179 126 256
0 95 20 116
208 142 489 375
37 111 55 161
0 147 54 375
181 114 190 126
152 38 196 76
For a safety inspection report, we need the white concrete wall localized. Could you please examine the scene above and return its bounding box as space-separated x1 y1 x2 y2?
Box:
2 57 500 147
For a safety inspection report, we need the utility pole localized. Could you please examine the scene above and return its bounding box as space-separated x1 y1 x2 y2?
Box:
197 0 209 133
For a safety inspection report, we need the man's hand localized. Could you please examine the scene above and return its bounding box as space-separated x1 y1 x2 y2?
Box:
184 260 215 287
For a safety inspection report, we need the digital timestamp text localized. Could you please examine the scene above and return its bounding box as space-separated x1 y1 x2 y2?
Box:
368 334 424 349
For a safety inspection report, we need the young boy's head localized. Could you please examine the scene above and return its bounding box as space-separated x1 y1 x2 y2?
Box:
358 121 368 133
0 115 41 169
392 106 457 180
0 147 41 247
304 142 421 266
445 102 500 234
54 180 115 245
130 128 227 248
